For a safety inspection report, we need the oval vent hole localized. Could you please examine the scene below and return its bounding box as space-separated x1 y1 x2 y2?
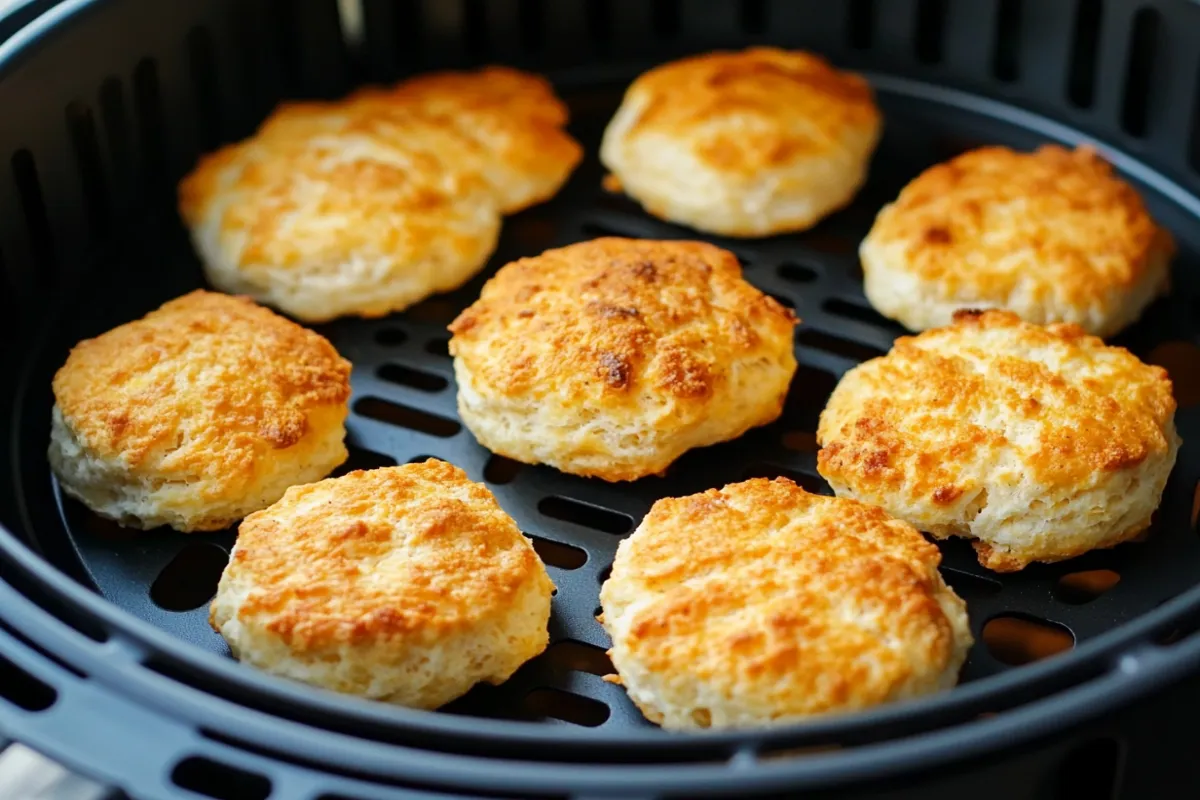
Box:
983 615 1074 666
782 431 818 452
538 497 632 535
374 327 407 346
543 640 614 676
425 337 450 358
172 756 270 800
529 535 587 570
151 543 229 612
796 329 886 362
332 445 397 477
354 397 461 438
1055 570 1120 605
822 298 907 336
522 688 610 727
0 655 57 711
1148 341 1200 409
377 364 449 393
742 464 831 495
768 293 796 310
406 298 460 324
778 262 818 283
598 564 613 586
484 454 523 485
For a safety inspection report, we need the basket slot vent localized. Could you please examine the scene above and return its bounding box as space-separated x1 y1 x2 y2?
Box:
150 543 229 612
822 298 908 337
98 77 136 215
651 0 682 38
373 327 407 346
777 262 819 284
742 463 832 495
795 328 886 362
543 639 614 676
461 0 489 59
538 496 633 535
0 654 56 712
1068 0 1103 108
266 0 303 94
846 0 875 50
1055 569 1121 605
353 397 462 438
171 756 271 800
518 0 546 53
10 150 56 285
529 535 588 570
914 0 948 64
188 27 222 152
332 445 398 477
65 103 110 240
982 614 1075 666
377 364 450 393
585 0 614 51
132 58 168 197
1120 7 1160 137
992 0 1022 82
522 687 610 726
424 336 451 359
484 454 523 485
739 0 767 35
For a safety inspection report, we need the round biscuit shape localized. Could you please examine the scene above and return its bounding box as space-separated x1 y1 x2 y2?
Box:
448 237 799 481
49 290 351 532
210 461 554 709
817 309 1181 572
860 145 1174 337
599 477 972 730
599 47 881 237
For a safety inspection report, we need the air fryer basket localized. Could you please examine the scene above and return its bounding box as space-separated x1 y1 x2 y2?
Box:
1 0 1200 797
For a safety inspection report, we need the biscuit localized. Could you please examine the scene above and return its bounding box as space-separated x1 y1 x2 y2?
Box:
49 291 351 532
599 478 971 730
817 310 1181 572
861 145 1174 337
179 67 582 323
210 461 554 708
599 47 880 237
448 238 798 481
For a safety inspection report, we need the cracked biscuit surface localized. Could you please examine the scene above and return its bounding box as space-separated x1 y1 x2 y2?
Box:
448 238 798 481
817 310 1180 571
211 460 554 708
600 47 880 237
861 145 1174 337
600 478 971 730
49 290 351 532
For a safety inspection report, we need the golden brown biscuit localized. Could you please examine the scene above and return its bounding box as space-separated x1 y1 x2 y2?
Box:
599 478 972 730
179 67 582 323
210 461 554 708
861 145 1174 337
600 47 881 237
817 310 1181 571
448 238 798 481
49 291 351 532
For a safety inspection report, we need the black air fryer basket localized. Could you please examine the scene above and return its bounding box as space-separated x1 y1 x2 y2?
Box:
2 0 1200 797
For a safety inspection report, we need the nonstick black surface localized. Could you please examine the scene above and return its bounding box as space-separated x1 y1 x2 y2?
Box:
16 72 1200 730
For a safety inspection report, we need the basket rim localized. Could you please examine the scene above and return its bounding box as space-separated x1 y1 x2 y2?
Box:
2 0 1200 786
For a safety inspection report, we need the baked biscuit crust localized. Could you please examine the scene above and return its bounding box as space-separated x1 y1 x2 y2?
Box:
448 238 798 481
600 478 971 730
210 461 553 708
179 67 581 322
817 310 1181 571
861 145 1174 336
600 47 881 237
50 290 351 531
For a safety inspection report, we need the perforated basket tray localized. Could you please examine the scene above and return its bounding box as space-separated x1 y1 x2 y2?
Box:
2 1 1200 798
